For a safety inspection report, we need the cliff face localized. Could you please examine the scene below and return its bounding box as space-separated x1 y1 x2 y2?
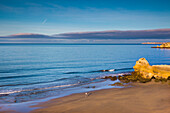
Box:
159 42 170 48
133 58 170 79
152 42 170 48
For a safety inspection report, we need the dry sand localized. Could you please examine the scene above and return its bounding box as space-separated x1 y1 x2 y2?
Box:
31 81 170 113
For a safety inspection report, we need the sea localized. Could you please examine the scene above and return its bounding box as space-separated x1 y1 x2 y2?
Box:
0 44 169 108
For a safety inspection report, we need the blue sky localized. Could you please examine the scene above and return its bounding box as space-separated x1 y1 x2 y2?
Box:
0 0 170 36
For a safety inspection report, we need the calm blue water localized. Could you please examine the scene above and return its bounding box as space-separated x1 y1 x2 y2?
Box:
0 44 169 103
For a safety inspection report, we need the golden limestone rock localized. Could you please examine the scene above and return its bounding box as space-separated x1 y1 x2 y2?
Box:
152 42 170 48
159 42 170 48
133 58 170 79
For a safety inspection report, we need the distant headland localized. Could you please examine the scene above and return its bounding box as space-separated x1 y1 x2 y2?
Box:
151 42 170 48
142 42 164 44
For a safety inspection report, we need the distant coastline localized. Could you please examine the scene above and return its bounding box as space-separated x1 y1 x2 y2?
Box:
142 42 165 44
151 42 170 48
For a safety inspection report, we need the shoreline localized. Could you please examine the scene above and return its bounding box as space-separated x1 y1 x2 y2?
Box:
0 81 169 113
0 78 125 113
0 69 169 113
30 81 170 113
0 66 170 113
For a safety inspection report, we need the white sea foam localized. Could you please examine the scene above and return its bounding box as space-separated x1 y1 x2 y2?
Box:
0 90 22 95
108 69 115 72
0 83 78 95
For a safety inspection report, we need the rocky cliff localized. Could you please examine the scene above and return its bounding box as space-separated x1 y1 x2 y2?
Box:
133 58 170 79
152 42 170 48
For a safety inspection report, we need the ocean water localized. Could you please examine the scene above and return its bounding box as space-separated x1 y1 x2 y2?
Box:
0 44 170 104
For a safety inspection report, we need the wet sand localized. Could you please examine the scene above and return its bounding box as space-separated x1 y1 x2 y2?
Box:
31 81 170 113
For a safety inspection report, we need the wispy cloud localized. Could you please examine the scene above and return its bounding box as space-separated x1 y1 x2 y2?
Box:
42 19 47 24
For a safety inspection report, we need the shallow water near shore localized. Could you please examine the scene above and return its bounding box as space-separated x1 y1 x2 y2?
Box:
0 44 170 111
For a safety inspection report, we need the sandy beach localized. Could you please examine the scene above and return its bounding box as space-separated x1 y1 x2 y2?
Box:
31 81 170 113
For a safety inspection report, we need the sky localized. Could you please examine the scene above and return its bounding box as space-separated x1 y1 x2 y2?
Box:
0 0 170 43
